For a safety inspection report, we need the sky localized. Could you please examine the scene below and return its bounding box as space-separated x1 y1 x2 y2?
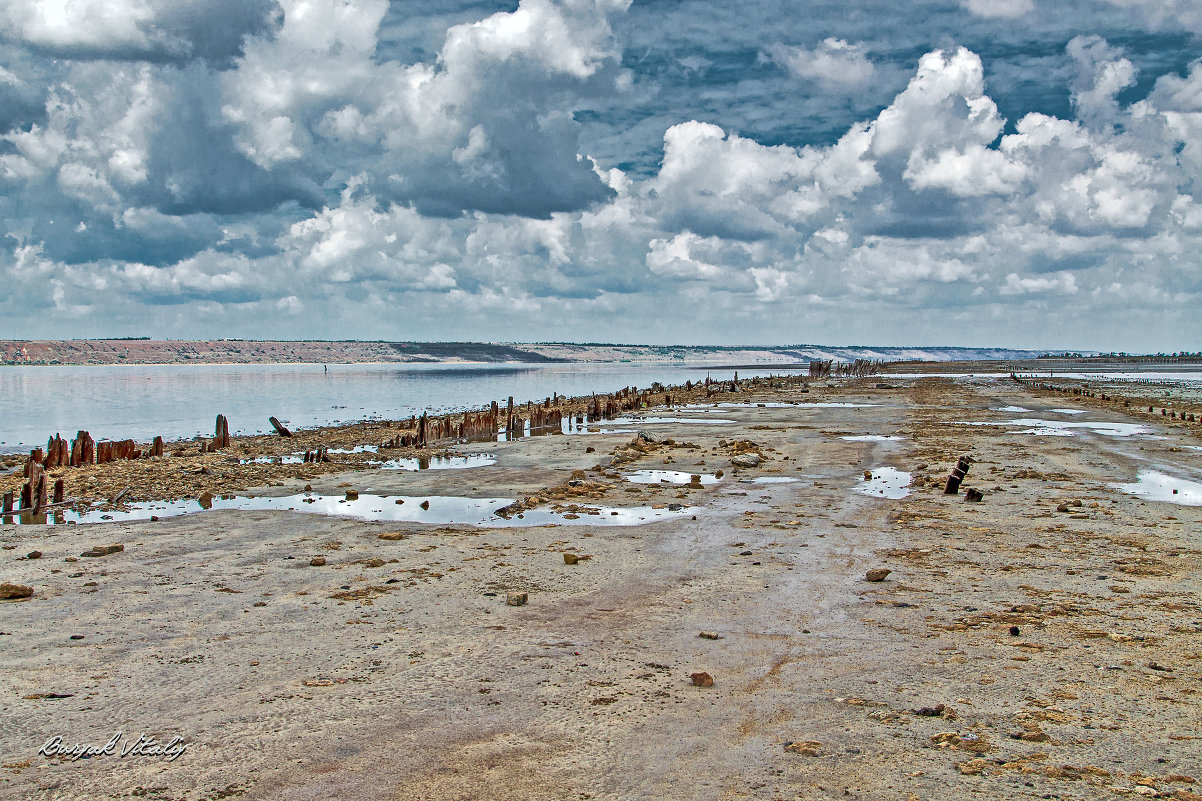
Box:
1 0 1201 350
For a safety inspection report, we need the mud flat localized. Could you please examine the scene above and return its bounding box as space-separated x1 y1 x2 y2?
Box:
2 374 1201 800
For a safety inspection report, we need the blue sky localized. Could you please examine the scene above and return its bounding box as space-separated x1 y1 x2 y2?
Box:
1 0 1200 350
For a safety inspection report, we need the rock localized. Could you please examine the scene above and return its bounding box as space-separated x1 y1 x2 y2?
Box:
865 568 891 582
198 491 213 509
637 431 659 444
26 551 42 560
913 704 946 717
81 544 124 558
964 488 984 502
784 740 822 756
698 631 722 640
585 446 595 453
345 490 359 500
563 553 581 565
864 471 873 480
1056 503 1070 513
1009 626 1021 636
690 671 714 687
689 474 703 488
420 500 430 510
378 532 406 540
0 583 34 600
715 469 724 478
309 557 326 567
506 592 528 606
362 558 386 568
395 499 404 505
731 454 761 468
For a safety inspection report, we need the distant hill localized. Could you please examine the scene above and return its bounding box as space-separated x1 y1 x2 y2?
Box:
0 339 1061 366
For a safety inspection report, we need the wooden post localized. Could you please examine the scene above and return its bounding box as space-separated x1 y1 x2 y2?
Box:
53 478 64 504
944 456 973 495
2 490 12 514
269 416 292 437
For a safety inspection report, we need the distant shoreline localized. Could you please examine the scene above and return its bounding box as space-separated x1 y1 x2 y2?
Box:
0 339 1057 367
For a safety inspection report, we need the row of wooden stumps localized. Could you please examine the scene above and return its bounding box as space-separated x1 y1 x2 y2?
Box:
809 359 882 379
10 415 232 518
1010 373 1199 423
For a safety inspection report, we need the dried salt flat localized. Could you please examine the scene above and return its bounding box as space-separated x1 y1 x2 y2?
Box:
1113 470 1202 506
742 476 801 484
23 493 698 528
840 435 904 442
994 406 1032 413
797 402 881 408
1049 409 1086 415
624 470 721 485
956 418 1153 437
377 454 496 471
855 467 912 499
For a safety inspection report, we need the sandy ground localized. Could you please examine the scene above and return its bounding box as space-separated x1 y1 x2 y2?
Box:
1 376 1200 801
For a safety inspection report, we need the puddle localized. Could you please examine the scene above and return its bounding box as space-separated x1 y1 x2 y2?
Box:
608 417 736 425
957 419 1153 437
624 470 721 485
1049 409 1086 415
840 435 904 442
5 493 697 528
1113 471 1202 506
994 406 1031 413
377 454 497 471
856 467 912 499
743 476 801 484
242 444 381 465
713 402 806 409
797 402 880 408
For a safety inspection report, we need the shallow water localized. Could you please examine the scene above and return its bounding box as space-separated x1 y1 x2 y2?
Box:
377 454 497 471
3 493 697 527
624 470 720 485
743 476 801 484
855 467 912 499
958 418 1153 437
0 362 806 454
840 435 904 442
1113 471 1202 506
994 406 1032 413
608 416 736 425
1049 409 1086 415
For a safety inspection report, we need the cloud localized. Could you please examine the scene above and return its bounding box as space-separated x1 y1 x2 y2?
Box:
959 0 1034 19
771 39 875 88
0 0 276 63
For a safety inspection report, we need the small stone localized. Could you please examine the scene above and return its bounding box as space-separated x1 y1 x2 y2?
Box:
698 631 722 640
784 740 822 756
1056 503 1070 513
198 491 213 509
865 568 891 582
864 471 872 480
26 551 42 560
690 671 714 687
964 488 984 502
1009 626 1021 636
506 592 528 606
395 499 404 505
715 469 724 478
0 583 34 600
563 553 581 565
345 490 359 500
304 484 312 492
69 634 84 640
81 544 123 558
378 532 406 540
309 557 326 567
420 500 430 510
585 446 595 453
731 454 761 468
362 558 386 568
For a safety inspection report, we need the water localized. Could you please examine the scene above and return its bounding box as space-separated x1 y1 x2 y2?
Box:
957 418 1154 437
840 435 904 442
856 467 912 499
2 492 699 527
624 470 721 485
1113 471 1202 506
0 362 806 454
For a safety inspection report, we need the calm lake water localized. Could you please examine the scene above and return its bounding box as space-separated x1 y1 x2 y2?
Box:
0 362 806 454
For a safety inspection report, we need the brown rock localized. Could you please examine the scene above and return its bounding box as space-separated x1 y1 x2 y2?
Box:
0 583 34 600
698 631 722 640
420 500 430 510
81 544 124 557
378 532 406 541
506 592 528 606
865 568 891 582
26 551 42 560
690 671 714 687
361 558 386 568
309 557 326 567
784 740 822 756
345 490 359 500
563 553 581 565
